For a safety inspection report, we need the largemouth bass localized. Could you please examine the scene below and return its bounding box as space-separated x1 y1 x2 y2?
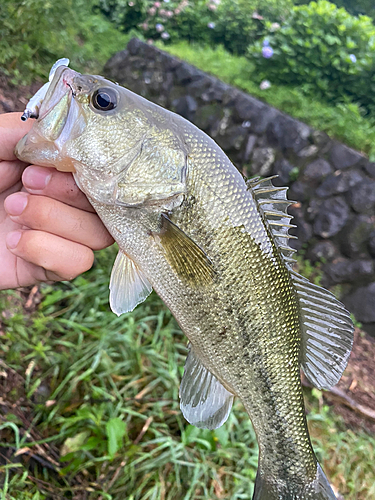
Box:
15 61 354 500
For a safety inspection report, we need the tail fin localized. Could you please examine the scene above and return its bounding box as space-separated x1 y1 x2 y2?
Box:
253 464 337 500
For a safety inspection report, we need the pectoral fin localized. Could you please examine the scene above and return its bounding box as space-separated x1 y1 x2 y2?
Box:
109 250 152 316
292 271 354 390
153 214 215 285
179 345 234 429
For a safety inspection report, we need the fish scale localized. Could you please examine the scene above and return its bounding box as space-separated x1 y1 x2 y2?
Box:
16 62 354 499
164 137 317 486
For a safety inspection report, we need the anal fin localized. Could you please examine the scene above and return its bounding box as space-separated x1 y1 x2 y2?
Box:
179 345 234 429
109 250 152 316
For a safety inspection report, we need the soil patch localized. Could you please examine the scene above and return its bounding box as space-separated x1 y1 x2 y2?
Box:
0 72 42 114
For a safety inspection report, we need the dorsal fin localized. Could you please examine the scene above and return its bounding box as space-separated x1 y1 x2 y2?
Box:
247 176 297 268
291 271 354 390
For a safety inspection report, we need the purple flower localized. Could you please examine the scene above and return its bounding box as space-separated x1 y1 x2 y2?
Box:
262 46 273 59
207 22 216 29
155 23 164 32
161 31 170 39
260 80 271 90
263 38 270 47
349 54 357 63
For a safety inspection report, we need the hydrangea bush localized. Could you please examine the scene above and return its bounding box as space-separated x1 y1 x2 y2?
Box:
98 0 293 55
248 0 375 113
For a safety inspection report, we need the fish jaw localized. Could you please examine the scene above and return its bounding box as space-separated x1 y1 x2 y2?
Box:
15 66 87 173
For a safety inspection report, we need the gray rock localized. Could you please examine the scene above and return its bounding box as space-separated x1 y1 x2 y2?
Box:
308 241 338 262
104 49 128 77
266 114 311 154
289 181 312 202
214 123 247 153
127 37 143 55
311 130 331 148
313 196 350 238
303 158 333 185
194 103 224 132
325 258 374 285
316 170 364 198
201 81 232 103
243 135 257 162
342 215 375 258
234 94 278 134
175 63 204 84
344 282 375 323
185 74 213 97
364 162 375 179
369 230 375 257
171 95 198 121
348 179 375 213
272 159 294 186
250 148 275 177
329 142 364 170
296 145 318 158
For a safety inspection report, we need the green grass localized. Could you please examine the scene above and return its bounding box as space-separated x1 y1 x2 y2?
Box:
0 247 374 499
0 0 131 84
162 41 375 161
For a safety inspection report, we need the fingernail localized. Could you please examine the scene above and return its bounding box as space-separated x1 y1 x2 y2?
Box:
6 231 22 249
23 166 52 190
4 192 28 216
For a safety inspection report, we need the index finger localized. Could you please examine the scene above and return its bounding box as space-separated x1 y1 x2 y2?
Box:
0 112 34 161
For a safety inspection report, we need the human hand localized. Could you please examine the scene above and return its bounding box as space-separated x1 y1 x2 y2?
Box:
0 112 114 290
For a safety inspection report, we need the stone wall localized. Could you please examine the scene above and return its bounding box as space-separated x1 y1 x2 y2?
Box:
104 38 375 334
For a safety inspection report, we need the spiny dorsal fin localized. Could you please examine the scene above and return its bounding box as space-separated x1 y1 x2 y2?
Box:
180 345 234 429
247 176 297 268
291 271 354 390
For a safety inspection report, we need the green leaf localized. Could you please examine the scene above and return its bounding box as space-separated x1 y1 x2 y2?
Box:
106 418 127 457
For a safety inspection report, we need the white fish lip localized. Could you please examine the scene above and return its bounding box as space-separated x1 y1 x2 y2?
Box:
38 66 79 121
20 58 71 121
15 66 84 173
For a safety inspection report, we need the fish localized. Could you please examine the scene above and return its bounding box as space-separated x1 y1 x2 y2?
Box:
15 60 354 500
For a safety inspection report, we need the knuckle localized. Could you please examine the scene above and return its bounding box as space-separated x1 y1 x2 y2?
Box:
58 246 94 279
26 196 55 229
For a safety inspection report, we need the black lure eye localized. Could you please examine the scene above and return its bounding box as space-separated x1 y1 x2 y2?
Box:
92 88 117 111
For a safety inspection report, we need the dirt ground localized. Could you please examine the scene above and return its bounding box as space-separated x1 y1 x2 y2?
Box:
1 72 375 435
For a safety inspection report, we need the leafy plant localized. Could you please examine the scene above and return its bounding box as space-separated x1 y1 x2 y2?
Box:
164 41 375 160
0 0 129 83
97 0 293 55
248 1 375 114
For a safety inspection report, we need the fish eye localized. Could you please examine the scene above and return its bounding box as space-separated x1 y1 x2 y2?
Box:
92 88 117 111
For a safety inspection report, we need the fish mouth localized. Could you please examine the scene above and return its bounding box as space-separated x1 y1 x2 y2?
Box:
38 66 74 121
15 66 85 172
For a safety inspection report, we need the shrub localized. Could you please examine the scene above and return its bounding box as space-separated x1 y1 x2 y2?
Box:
165 41 375 160
247 1 375 114
0 0 129 83
97 0 293 55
